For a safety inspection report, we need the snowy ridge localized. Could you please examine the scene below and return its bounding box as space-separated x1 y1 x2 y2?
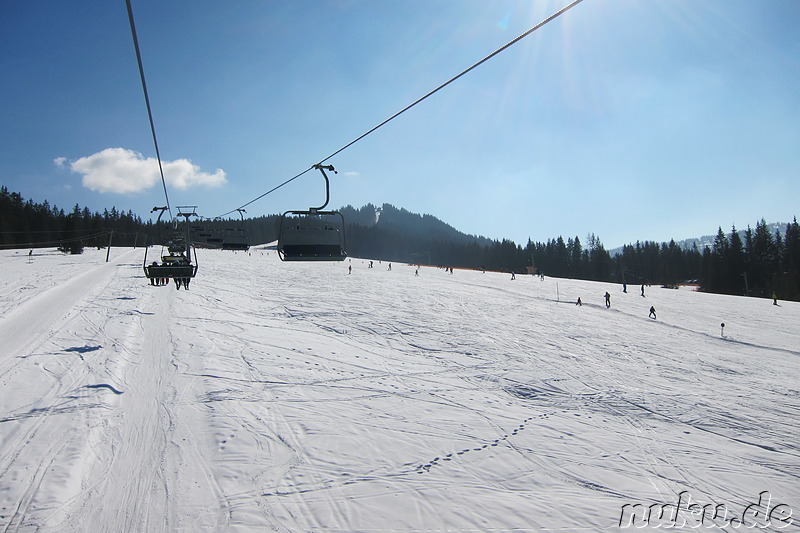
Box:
0 247 798 531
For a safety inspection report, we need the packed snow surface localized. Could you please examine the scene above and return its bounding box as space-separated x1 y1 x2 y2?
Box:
0 246 798 532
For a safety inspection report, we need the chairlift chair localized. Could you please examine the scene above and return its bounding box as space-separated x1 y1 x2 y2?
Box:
221 209 249 251
143 247 198 280
278 211 346 261
142 205 199 282
277 164 347 261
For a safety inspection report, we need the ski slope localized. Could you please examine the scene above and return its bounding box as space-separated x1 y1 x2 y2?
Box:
0 246 798 532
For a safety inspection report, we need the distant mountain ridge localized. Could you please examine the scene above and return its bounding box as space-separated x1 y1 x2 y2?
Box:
609 222 789 256
673 222 788 250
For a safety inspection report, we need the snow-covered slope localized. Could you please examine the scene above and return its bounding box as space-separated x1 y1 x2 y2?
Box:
1 246 797 531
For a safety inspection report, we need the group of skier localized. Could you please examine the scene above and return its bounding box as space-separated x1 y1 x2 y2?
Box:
573 285 656 320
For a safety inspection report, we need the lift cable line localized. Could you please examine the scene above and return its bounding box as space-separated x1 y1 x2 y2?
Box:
216 0 585 219
216 166 316 219
126 0 172 220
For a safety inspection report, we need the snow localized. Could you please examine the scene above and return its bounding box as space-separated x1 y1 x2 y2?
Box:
1 246 798 532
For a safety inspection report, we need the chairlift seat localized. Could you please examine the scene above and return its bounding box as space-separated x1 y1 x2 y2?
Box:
145 263 197 279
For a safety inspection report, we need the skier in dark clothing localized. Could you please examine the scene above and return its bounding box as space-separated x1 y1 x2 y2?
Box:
604 292 611 308
649 306 656 319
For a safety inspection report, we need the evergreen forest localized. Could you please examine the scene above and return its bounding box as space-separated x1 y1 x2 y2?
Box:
2 187 798 301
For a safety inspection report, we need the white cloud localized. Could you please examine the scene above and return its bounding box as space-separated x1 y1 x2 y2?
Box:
53 156 67 168
69 147 227 194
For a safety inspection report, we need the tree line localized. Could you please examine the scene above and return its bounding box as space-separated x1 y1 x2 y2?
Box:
341 204 800 301
0 186 280 253
700 220 800 300
0 186 146 252
2 188 798 301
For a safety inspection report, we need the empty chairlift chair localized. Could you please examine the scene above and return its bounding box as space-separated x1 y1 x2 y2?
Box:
221 209 250 251
277 164 347 261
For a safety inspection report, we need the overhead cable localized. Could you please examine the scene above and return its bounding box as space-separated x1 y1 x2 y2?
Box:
316 0 585 165
219 0 585 219
126 0 173 219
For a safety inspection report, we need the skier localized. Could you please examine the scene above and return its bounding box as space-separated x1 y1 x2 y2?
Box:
772 292 778 305
641 284 646 297
576 297 582 307
604 292 611 308
511 271 516 280
348 265 352 275
388 263 392 271
649 306 656 319
623 282 627 293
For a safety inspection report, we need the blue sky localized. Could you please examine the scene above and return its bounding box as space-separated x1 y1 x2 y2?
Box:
1 0 798 249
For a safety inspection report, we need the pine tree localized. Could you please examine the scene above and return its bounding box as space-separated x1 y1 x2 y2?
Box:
727 226 746 295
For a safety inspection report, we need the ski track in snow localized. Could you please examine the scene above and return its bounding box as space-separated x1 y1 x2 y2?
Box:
0 247 798 532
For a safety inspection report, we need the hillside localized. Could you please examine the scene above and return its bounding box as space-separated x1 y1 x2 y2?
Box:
0 246 797 531
339 203 494 247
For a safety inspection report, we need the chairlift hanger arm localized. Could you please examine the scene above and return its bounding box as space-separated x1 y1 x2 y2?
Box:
310 164 337 212
151 206 168 224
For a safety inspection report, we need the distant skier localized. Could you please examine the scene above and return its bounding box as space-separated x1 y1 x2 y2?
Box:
415 268 419 276
576 297 582 307
388 263 392 271
623 282 627 293
772 292 778 305
369 261 373 268
511 271 516 280
649 306 656 319
641 284 646 297
348 265 352 275
604 292 611 308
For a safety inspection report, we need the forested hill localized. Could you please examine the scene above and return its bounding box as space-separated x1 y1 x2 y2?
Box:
340 203 494 248
2 186 798 301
